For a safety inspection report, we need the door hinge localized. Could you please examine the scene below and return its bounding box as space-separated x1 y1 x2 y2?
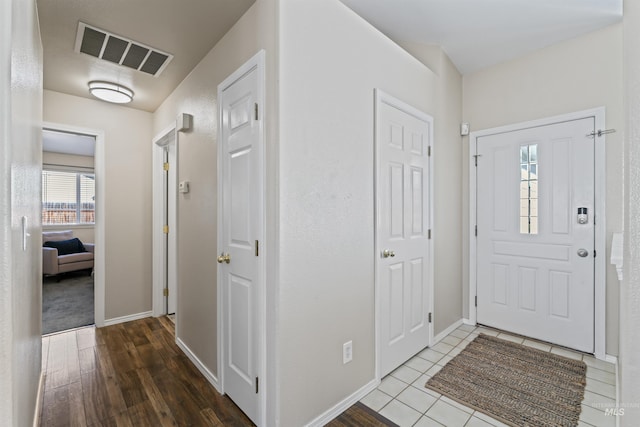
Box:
163 162 169 171
428 146 431 157
475 295 478 307
255 240 259 257
474 225 477 237
163 288 168 297
163 225 169 234
594 250 597 258
428 312 432 323
428 229 432 239
254 103 259 120
255 377 259 394
473 154 481 167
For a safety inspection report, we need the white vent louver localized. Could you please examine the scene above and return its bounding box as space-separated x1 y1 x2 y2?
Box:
74 22 173 77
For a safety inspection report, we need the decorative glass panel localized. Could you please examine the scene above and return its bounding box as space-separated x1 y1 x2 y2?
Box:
519 144 538 234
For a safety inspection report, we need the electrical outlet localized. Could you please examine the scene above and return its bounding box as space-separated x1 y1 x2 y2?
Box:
343 340 353 364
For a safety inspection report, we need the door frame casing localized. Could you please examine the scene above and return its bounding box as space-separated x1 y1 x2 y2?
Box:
216 50 266 425
374 89 435 380
468 107 607 360
152 124 178 317
43 122 106 327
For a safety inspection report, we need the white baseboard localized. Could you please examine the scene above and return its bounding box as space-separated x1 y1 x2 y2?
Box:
305 378 379 427
33 371 44 427
463 318 475 326
176 337 222 394
433 319 464 344
103 311 152 326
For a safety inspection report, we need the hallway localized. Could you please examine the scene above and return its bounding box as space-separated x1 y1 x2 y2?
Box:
38 317 395 426
39 317 254 426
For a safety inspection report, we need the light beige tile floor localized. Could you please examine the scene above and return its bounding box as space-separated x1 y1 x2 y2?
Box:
360 324 617 427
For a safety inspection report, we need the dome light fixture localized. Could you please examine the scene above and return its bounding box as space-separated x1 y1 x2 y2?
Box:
88 81 134 104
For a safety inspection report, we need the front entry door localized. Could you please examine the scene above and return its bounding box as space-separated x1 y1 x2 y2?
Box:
218 52 264 425
476 118 595 353
376 91 433 377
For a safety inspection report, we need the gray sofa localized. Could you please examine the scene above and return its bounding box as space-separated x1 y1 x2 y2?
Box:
42 230 94 276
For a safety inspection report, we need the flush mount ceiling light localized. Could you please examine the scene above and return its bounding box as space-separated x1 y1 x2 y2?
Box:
88 81 134 104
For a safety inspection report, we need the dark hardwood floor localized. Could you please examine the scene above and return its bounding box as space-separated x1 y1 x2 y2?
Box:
40 317 395 426
326 403 398 427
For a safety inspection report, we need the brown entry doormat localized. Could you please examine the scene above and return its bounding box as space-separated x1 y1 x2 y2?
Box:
426 334 587 427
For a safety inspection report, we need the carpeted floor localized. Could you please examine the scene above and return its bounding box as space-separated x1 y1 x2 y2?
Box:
426 334 587 427
42 270 94 335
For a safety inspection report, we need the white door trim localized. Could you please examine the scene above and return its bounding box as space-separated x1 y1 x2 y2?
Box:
43 121 106 327
374 89 435 379
468 107 607 359
152 124 178 317
216 49 266 425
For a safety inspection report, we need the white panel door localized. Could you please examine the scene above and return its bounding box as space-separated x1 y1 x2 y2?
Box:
476 118 595 352
219 58 263 425
376 92 432 377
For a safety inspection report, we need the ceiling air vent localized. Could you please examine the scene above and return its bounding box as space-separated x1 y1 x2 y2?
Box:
74 22 173 77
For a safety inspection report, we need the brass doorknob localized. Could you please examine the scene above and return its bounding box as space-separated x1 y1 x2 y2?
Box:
217 253 231 264
382 249 395 258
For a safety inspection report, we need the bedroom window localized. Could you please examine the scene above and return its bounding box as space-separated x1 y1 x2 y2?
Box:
42 170 95 225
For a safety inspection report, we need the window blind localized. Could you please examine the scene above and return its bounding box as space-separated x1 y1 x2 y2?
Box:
42 170 95 225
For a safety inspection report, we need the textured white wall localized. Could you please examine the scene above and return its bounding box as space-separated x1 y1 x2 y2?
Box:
463 24 623 356
397 42 464 337
621 0 640 422
0 0 43 425
43 90 153 320
278 1 435 424
152 0 277 396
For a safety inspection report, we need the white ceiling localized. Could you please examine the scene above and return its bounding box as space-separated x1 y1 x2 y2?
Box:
340 0 623 74
38 0 255 112
38 0 623 113
43 129 96 157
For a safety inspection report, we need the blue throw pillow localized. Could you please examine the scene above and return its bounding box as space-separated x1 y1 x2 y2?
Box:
43 238 86 255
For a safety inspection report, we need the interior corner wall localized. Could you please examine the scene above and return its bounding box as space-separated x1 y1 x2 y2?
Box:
462 23 623 356
398 42 464 337
1 0 43 425
152 0 278 389
278 1 435 425
43 90 153 320
621 0 640 421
